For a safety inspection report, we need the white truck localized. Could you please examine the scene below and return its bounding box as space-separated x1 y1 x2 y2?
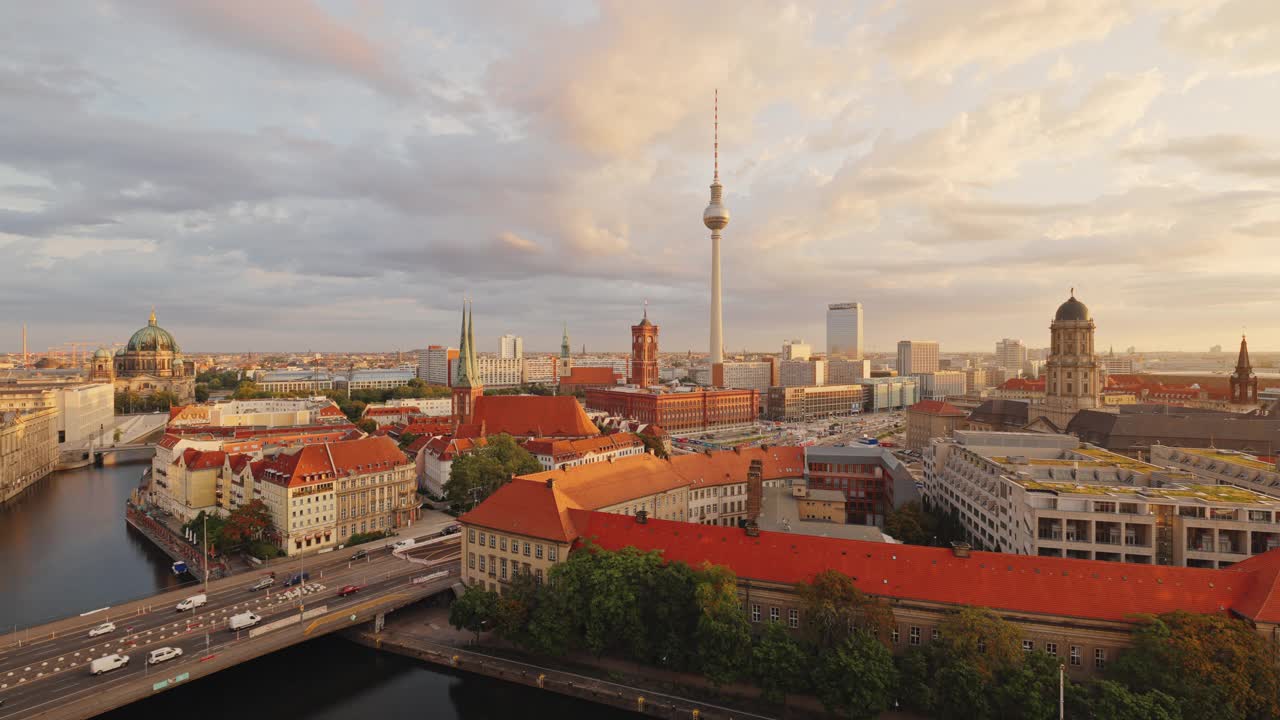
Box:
228 612 260 631
175 593 207 612
89 654 130 675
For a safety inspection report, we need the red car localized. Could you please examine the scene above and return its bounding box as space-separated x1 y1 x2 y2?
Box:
338 584 363 597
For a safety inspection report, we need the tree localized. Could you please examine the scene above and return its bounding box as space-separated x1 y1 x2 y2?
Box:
449 586 499 642
811 630 896 720
692 563 752 687
445 434 541 510
112 427 123 444
356 418 378 434
493 570 541 646
932 661 992 720
397 432 420 450
933 606 1022 680
194 384 210 402
751 622 810 704
1109 611 1280 720
1069 680 1182 720
885 500 931 545
639 432 669 459
797 569 894 651
990 650 1063 720
220 500 272 545
894 647 934 714
232 381 270 400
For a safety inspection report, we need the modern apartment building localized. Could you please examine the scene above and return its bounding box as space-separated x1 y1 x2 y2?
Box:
522 355 559 385
995 338 1028 371
337 369 416 392
1149 446 1280 498
766 385 864 421
0 380 114 455
0 408 58 504
420 346 458 386
781 340 812 361
917 371 966 400
924 431 1280 568
827 358 870 385
256 371 335 394
964 367 989 393
826 302 863 359
805 445 909 526
897 341 939 376
499 334 523 360
712 361 777 394
778 359 825 387
857 377 920 412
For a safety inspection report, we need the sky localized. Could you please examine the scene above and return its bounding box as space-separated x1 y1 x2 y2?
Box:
4 1 1280 355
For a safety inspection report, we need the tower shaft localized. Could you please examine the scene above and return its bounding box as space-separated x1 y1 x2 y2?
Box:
710 231 723 364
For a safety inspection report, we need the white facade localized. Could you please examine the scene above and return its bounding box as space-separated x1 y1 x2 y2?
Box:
499 334 523 360
340 369 416 392
826 303 863 359
52 383 114 450
453 356 523 388
897 340 939 376
1102 356 1135 375
257 371 334 394
376 397 452 415
924 431 1280 568
170 398 336 428
522 356 559 385
716 361 773 392
965 368 989 393
827 359 870 385
779 360 825 387
781 340 812 361
995 338 1028 371
917 371 966 400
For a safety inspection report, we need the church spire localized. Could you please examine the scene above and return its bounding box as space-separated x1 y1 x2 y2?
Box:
1230 334 1258 403
1236 334 1253 373
149 307 157 326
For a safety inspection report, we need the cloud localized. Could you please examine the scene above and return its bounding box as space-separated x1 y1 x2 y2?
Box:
1165 0 1280 76
1123 133 1280 177
496 231 540 253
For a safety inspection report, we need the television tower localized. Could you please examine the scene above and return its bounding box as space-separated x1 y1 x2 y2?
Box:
703 89 730 364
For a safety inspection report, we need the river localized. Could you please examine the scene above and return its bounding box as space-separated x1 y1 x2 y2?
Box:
0 463 633 720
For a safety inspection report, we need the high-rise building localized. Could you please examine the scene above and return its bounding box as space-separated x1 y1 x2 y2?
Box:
1037 290 1101 427
995 338 1028 371
712 360 777 395
827 358 870 385
779 359 825 387
917 371 966 400
703 90 729 365
629 306 659 388
420 346 458 386
826 302 863 359
499 334 523 360
782 339 812 361
896 341 939 376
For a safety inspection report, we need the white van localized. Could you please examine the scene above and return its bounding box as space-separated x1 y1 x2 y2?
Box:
147 647 183 665
175 594 207 612
229 612 260 631
89 654 130 675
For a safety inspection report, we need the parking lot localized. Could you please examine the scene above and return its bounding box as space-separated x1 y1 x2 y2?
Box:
673 409 906 452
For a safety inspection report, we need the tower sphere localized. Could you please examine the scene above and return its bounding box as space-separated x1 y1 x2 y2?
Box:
703 197 730 230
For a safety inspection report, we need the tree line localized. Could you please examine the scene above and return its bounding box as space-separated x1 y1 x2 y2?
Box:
451 546 1280 720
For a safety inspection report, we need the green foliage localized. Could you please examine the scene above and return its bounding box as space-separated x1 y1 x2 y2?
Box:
247 541 282 560
220 500 272 545
196 369 241 389
484 384 554 396
356 418 378 434
893 647 933 713
397 432 420 450
1068 680 1182 720
934 606 1022 679
639 432 669 459
449 586 499 641
990 650 1064 720
194 384 210 402
751 622 809 704
884 500 931 545
345 531 387 546
115 389 181 413
797 569 894 651
112 427 123 443
811 630 896 720
232 381 273 400
933 661 992 720
1109 611 1280 720
445 434 541 510
693 563 752 687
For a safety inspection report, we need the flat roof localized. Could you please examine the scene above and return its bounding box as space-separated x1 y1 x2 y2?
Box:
1177 448 1277 473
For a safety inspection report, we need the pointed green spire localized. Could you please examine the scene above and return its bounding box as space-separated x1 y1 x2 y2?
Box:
455 300 477 388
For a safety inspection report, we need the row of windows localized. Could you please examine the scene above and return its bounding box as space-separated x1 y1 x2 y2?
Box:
470 553 545 584
888 626 1106 669
748 604 800 628
468 529 559 562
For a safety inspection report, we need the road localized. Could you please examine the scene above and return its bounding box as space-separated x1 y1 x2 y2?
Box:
0 535 460 720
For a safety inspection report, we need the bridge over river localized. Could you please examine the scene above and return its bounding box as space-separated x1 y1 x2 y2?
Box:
0 536 461 720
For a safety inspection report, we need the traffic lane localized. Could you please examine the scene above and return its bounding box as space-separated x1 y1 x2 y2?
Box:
0 552 414 675
0 560 454 712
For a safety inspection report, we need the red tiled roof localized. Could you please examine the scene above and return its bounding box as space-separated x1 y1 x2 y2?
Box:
158 434 182 449
227 453 252 474
180 448 227 470
472 396 599 438
523 433 643 460
327 436 410 476
254 436 410 488
560 367 619 386
404 435 433 455
168 405 187 421
319 405 346 417
573 511 1273 624
364 406 419 417
909 400 967 417
459 478 583 542
668 446 806 487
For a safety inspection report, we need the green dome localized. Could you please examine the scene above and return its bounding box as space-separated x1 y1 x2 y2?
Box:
126 310 180 353
93 347 111 359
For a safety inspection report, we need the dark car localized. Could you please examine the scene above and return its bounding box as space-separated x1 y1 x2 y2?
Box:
283 571 310 587
350 549 368 560
440 524 461 535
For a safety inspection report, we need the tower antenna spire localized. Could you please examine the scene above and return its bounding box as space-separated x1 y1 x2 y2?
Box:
714 88 719 182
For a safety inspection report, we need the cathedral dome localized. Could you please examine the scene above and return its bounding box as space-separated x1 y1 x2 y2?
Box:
93 347 111 360
1054 293 1090 322
126 310 180 353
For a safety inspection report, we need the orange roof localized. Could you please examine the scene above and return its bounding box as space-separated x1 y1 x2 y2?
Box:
255 436 409 488
404 435 433 455
328 436 409 476
560 367 619 385
574 511 1278 624
460 479 583 542
364 406 419 417
517 453 688 510
668 446 806 487
909 400 967 417
319 405 346 417
180 448 227 470
472 395 599 437
168 405 187 421
523 433 643 460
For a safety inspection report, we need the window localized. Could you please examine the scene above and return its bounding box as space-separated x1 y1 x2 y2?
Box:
1070 646 1081 666
548 546 558 561
788 609 799 629
750 604 760 623
478 532 486 546
977 639 987 653
1046 642 1058 657
468 553 475 569
535 544 543 559
1094 648 1106 670
500 558 507 580
478 555 486 572
523 542 531 556
891 628 900 644
534 568 543 585
931 628 940 642
500 537 507 551
769 607 779 623
489 535 496 549
909 627 921 646
1022 640 1034 653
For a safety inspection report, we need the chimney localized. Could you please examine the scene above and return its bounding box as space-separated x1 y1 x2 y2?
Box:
636 509 647 524
950 541 971 558
745 521 760 537
545 477 554 488
746 458 764 522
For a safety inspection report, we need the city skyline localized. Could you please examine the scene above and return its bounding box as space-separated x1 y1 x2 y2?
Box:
4 3 1280 353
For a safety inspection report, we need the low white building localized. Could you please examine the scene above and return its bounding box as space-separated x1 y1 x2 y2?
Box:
925 431 1280 569
168 398 341 428
523 433 646 471
257 371 334 394
917 371 966 400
